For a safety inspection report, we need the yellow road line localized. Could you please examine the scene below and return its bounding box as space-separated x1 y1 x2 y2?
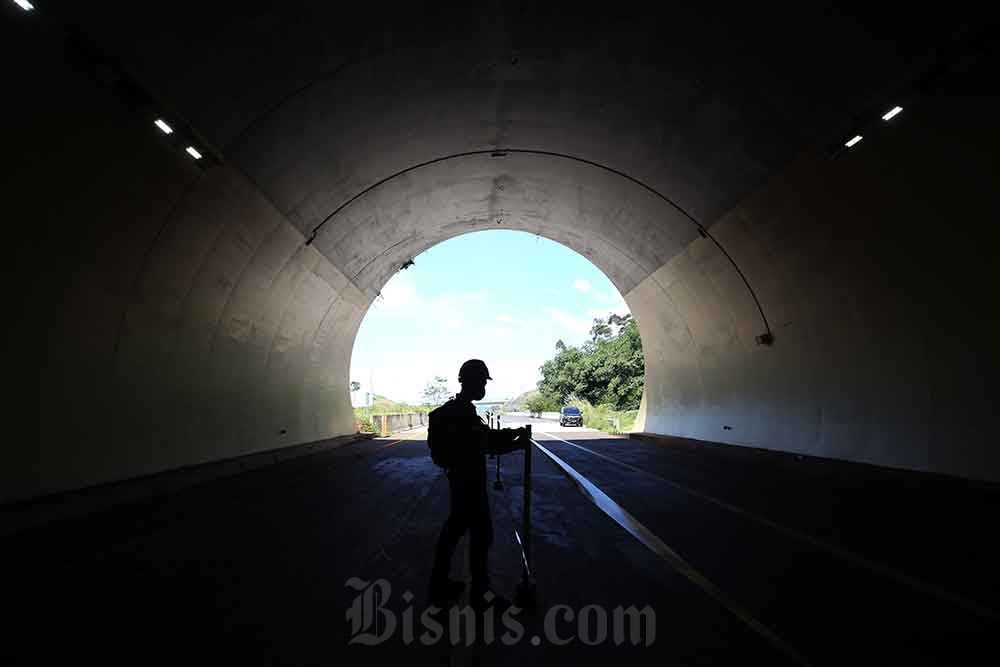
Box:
537 430 1000 622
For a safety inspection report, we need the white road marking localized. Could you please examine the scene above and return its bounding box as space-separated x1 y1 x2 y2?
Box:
531 438 811 665
537 430 1000 622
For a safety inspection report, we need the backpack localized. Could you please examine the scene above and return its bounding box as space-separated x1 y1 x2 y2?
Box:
427 402 456 468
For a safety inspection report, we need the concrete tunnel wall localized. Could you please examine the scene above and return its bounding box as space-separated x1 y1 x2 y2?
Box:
5 9 999 503
7 33 367 503
628 100 998 476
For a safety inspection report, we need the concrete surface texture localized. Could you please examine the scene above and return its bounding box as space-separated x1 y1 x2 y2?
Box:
4 5 999 501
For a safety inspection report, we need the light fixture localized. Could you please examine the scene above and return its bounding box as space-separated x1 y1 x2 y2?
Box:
845 135 863 148
154 119 173 135
185 146 202 160
13 0 34 10
755 332 774 346
882 106 903 121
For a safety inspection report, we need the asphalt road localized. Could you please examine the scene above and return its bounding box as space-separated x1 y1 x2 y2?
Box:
500 413 599 433
2 426 998 665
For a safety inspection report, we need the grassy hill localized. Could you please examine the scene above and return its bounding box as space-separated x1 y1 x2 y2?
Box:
503 389 539 412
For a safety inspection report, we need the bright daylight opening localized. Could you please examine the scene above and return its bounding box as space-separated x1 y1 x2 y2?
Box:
349 230 644 434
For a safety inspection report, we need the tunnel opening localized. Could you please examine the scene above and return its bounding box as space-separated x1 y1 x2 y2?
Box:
286 144 793 473
348 229 645 437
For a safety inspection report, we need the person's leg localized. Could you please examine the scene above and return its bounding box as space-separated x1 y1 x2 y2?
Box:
468 488 494 596
430 475 471 587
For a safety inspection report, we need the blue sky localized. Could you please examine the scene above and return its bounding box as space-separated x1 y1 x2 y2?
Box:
349 230 629 405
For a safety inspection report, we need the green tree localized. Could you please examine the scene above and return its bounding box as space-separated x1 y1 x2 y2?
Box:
422 375 451 407
608 313 631 330
538 343 587 404
589 318 612 341
538 314 643 411
525 391 561 415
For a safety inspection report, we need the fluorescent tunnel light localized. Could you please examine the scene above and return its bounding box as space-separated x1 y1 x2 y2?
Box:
154 119 174 135
882 106 903 121
14 0 35 11
185 146 203 160
845 135 863 148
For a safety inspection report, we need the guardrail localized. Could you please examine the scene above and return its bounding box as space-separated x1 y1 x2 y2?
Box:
369 412 428 436
508 411 560 420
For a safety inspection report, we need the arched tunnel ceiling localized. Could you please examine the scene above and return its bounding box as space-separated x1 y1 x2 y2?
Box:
8 3 997 504
60 2 966 291
307 153 701 298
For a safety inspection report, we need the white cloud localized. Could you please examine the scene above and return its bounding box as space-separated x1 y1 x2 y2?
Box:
430 290 488 309
592 290 630 314
440 318 464 332
352 360 460 407
573 278 592 293
544 307 591 335
496 314 513 323
482 358 545 401
353 355 543 405
373 274 422 311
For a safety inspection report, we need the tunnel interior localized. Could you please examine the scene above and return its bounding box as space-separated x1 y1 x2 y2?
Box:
8 3 998 504
4 2 1000 664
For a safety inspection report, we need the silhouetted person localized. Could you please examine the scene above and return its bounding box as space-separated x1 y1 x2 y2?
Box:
428 359 528 609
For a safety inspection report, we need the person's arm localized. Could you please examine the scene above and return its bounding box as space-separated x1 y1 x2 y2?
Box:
484 426 529 455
